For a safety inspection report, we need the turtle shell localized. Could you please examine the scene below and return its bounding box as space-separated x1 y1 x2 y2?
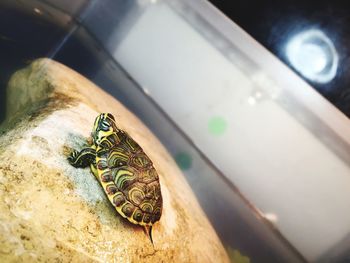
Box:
95 131 162 226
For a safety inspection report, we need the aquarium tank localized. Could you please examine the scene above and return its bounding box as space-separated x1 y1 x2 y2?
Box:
1 0 350 262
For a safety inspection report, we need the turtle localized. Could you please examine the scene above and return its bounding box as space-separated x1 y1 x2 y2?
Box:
68 113 162 243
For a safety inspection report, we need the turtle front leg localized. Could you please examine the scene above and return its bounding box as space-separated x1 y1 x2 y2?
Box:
68 147 96 168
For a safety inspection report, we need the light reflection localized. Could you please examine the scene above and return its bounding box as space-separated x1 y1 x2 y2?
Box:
264 213 278 223
247 96 256 105
142 86 150 95
34 8 42 15
285 29 338 83
247 89 265 105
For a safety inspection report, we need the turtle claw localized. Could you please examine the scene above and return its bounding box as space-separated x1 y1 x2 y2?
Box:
67 150 79 166
67 147 96 168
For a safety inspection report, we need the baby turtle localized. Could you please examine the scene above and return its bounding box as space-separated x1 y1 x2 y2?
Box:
68 113 162 243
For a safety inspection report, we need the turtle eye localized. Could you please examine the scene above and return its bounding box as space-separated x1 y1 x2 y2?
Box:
100 120 110 131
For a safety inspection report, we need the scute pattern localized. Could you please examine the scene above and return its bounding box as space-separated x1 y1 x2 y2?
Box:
82 113 162 229
97 130 162 226
68 113 162 228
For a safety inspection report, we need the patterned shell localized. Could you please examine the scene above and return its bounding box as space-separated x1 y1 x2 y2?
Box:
95 125 162 226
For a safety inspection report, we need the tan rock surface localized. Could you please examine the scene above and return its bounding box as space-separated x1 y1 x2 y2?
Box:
0 58 230 262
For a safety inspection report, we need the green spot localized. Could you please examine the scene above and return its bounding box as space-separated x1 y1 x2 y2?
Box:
226 247 251 263
208 116 227 136
174 152 192 171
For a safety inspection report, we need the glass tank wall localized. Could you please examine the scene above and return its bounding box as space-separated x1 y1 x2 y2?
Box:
1 0 350 262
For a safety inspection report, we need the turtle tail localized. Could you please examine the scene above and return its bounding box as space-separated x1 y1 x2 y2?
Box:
144 225 154 247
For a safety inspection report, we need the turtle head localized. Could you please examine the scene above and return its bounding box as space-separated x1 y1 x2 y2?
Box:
92 113 118 144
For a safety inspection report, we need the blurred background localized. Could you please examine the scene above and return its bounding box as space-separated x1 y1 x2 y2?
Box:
209 0 350 117
1 1 350 262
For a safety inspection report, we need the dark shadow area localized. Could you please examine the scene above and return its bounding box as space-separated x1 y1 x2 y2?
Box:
0 3 70 122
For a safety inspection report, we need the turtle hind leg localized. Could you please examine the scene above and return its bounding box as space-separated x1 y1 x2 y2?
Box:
68 147 96 168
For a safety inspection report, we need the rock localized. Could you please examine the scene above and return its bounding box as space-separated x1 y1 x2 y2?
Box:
0 58 229 262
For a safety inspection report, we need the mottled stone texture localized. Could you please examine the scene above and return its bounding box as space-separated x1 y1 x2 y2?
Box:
0 58 229 262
